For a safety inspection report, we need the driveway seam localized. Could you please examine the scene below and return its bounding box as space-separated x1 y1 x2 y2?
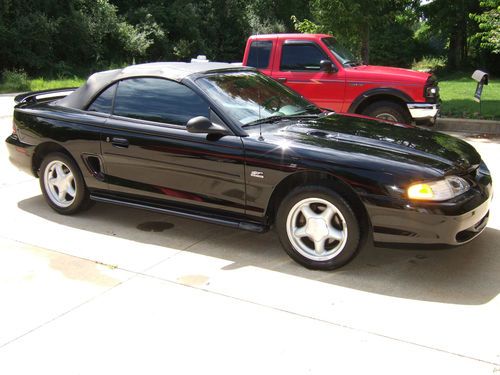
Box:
2 236 498 367
128 269 500 367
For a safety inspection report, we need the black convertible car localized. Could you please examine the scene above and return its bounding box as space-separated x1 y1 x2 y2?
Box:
6 62 492 270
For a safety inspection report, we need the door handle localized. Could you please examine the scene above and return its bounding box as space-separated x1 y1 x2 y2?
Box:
110 137 129 148
277 77 287 83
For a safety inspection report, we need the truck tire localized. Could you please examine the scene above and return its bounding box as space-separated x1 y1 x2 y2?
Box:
362 101 411 124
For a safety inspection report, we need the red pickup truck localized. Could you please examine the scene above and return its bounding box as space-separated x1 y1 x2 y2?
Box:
242 33 440 125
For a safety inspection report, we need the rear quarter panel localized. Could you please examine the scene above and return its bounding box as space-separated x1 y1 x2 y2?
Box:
14 104 107 191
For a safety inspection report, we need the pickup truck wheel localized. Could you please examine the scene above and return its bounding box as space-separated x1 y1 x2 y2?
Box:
362 101 411 124
40 153 90 215
276 186 361 270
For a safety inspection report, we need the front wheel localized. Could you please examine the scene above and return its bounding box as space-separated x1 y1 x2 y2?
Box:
39 152 91 215
361 100 411 124
276 186 361 270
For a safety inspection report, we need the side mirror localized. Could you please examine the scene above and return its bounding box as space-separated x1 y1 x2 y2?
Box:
186 116 229 135
320 60 337 73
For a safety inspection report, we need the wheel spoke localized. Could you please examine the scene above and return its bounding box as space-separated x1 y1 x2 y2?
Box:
320 206 334 222
314 239 326 255
55 164 66 178
294 226 308 238
66 184 76 198
58 187 67 201
48 177 58 187
65 175 74 187
300 205 316 221
327 225 344 241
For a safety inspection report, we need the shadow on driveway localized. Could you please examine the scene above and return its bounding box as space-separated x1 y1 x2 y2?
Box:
18 194 500 306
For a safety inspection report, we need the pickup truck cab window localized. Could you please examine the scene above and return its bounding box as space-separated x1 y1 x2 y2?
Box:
87 83 117 114
113 77 209 125
280 43 328 71
247 41 273 69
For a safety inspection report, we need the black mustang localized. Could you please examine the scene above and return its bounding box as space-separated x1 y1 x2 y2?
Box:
6 62 492 270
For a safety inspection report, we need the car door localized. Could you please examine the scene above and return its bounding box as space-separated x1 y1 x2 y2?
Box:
99 77 247 215
271 40 346 112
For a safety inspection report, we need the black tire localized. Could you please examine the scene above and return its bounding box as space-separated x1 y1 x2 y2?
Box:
361 100 412 124
39 152 91 215
276 185 361 270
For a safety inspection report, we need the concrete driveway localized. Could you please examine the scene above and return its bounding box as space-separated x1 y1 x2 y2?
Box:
1 94 499 374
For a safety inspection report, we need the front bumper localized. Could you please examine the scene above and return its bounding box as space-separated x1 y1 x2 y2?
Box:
369 198 491 245
407 103 440 121
365 166 492 246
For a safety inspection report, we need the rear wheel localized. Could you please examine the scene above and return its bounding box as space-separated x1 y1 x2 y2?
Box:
276 186 361 270
39 152 91 215
361 100 411 124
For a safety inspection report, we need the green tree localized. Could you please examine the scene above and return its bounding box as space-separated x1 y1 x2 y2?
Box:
291 0 419 65
0 0 157 74
422 0 480 69
471 0 500 54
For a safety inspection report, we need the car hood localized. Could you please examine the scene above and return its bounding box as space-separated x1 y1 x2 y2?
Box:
260 114 480 176
344 65 430 83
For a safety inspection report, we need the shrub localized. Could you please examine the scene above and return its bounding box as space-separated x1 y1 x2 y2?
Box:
1 70 30 92
411 56 447 73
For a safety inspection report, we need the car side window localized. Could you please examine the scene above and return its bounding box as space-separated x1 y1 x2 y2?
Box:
247 41 273 69
113 78 210 126
280 43 328 71
87 83 117 114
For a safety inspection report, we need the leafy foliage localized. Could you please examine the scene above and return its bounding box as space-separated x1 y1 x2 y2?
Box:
0 0 499 76
291 0 420 64
411 56 447 73
471 0 500 54
1 70 30 92
421 0 481 69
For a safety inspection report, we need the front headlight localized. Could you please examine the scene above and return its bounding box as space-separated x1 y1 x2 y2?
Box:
407 176 470 201
425 86 439 98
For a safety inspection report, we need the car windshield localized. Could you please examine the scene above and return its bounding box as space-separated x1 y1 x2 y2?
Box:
322 37 360 67
196 71 321 127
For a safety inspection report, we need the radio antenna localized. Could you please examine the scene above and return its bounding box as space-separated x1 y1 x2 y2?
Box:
256 41 263 141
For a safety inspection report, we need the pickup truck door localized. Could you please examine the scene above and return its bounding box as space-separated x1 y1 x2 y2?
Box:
270 40 346 112
98 77 247 215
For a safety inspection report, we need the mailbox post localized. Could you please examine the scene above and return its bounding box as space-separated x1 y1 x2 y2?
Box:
471 70 489 114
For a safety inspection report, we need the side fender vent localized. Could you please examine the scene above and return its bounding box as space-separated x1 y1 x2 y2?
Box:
82 154 105 181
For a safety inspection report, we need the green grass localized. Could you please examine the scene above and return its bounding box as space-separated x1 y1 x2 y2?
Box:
28 77 85 91
439 72 500 120
0 75 84 94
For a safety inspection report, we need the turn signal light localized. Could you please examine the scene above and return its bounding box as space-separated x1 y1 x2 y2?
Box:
407 183 434 200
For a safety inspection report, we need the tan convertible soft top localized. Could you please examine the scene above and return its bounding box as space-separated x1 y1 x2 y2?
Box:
56 62 251 110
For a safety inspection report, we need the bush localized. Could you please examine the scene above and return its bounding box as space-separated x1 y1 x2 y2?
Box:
1 70 30 92
411 56 447 73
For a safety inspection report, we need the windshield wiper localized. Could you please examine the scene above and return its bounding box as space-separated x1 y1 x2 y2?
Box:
243 112 320 127
243 116 288 127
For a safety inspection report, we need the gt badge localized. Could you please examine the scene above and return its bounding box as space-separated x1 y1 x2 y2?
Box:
250 171 264 179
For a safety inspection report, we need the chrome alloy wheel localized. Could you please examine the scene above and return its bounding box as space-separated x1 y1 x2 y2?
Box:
43 160 77 208
286 197 348 261
375 113 399 122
